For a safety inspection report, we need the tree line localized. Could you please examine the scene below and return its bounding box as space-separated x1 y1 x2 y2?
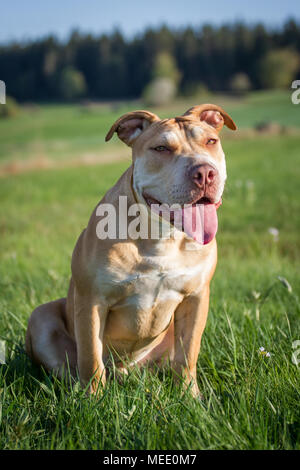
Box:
0 20 299 102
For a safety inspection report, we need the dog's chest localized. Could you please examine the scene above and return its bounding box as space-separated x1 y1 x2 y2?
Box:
99 254 206 339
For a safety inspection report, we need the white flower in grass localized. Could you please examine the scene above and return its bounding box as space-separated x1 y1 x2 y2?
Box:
258 346 271 357
252 290 261 300
48 269 59 281
278 276 292 293
243 308 251 317
268 227 279 242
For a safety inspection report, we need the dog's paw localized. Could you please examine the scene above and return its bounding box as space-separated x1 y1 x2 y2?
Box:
107 365 129 384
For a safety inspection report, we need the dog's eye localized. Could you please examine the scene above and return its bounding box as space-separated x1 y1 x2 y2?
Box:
206 138 218 145
153 146 169 152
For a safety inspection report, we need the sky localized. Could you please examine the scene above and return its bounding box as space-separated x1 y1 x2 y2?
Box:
0 0 299 43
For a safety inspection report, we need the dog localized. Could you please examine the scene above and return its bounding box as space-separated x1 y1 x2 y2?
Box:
25 104 236 398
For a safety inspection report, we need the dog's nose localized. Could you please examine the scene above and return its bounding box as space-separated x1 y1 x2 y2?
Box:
190 164 217 187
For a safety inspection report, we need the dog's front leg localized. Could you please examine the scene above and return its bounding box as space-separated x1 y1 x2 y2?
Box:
74 289 108 394
172 285 210 398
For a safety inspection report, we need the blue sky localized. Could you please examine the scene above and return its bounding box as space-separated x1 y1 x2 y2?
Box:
1 0 299 43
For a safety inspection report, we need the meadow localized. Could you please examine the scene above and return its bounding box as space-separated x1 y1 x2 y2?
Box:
0 91 299 449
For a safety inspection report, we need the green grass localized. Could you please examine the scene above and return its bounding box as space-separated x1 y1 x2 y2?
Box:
0 90 299 169
0 92 299 449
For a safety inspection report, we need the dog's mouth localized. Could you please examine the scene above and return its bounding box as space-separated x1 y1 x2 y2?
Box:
143 193 222 245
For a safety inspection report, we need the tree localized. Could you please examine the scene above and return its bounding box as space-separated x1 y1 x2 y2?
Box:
1 21 300 101
143 78 177 106
0 96 20 118
230 72 252 95
152 52 181 85
59 66 86 101
258 48 299 89
142 52 180 105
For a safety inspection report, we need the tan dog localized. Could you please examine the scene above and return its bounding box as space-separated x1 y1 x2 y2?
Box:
25 104 236 398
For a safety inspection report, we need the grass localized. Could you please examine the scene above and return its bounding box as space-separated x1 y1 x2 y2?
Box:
0 89 299 170
0 91 299 449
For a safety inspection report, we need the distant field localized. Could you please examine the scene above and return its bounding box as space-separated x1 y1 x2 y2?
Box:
0 91 299 449
0 90 299 173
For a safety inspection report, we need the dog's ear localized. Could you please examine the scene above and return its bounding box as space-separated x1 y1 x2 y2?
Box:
105 110 160 146
183 104 237 132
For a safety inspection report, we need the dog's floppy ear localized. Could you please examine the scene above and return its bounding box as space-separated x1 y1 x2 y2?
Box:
183 103 237 132
105 110 160 146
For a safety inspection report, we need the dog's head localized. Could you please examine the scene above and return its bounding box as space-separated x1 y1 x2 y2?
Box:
106 104 236 244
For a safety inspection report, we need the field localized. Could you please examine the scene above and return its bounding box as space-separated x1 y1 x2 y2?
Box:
0 91 299 449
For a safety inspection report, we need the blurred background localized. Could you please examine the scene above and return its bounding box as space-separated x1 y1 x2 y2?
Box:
0 0 300 172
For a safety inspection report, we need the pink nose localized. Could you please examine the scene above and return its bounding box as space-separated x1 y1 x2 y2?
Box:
190 164 217 187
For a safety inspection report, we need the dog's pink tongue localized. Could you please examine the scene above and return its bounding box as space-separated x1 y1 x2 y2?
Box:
182 204 218 245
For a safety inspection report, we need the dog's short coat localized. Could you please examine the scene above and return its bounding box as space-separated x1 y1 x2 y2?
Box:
25 104 236 397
